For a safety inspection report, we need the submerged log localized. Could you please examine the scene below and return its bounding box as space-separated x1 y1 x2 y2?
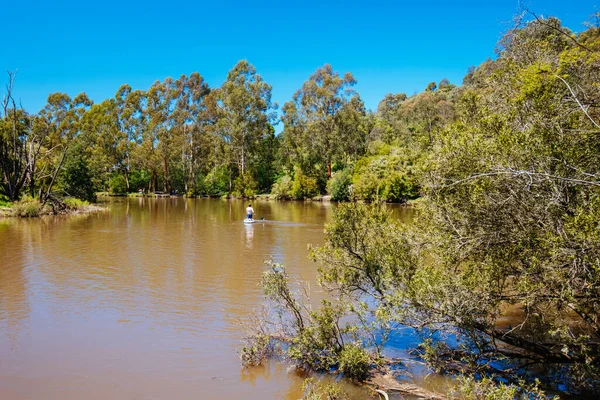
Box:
368 367 446 400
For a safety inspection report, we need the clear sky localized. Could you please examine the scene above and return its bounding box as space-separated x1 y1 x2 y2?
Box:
2 0 598 121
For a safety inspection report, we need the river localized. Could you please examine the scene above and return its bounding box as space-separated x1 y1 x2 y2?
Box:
0 198 420 399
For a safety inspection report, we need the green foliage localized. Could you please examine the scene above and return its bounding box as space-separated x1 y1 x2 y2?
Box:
201 167 230 197
257 261 376 381
327 168 352 201
108 173 127 194
450 376 557 400
270 173 293 200
352 145 419 202
271 167 320 200
11 196 42 217
232 172 258 198
129 170 150 192
239 333 273 367
302 378 348 400
63 197 89 210
58 143 96 202
338 344 371 381
290 167 319 200
0 193 11 208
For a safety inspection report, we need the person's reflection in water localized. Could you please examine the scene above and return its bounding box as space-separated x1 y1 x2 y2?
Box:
245 222 254 248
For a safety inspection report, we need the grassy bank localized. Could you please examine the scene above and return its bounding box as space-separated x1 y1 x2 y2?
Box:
1 196 105 218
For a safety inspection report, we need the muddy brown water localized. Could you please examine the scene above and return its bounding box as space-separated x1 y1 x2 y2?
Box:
0 198 423 399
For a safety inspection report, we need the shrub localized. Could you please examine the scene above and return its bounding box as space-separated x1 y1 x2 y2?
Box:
108 173 127 194
449 375 557 400
352 169 381 201
327 168 353 201
381 171 419 202
0 193 11 208
11 196 42 217
129 170 150 192
58 143 96 202
290 167 319 200
202 168 229 197
338 343 371 381
233 172 258 198
63 197 89 210
302 378 348 400
239 333 273 367
271 173 293 199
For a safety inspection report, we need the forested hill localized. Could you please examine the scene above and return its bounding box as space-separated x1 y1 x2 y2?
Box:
1 14 598 207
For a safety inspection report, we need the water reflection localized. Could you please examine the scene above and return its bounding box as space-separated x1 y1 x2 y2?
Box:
0 199 413 399
244 222 254 248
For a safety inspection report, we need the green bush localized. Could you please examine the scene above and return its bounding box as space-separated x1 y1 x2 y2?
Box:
352 169 381 201
201 168 229 197
11 196 42 217
381 171 418 202
327 168 353 201
271 173 293 199
108 173 127 194
129 170 150 192
239 333 273 367
338 343 371 381
450 375 556 400
290 167 319 200
233 172 258 198
58 143 96 202
63 197 89 210
302 378 348 400
0 193 11 208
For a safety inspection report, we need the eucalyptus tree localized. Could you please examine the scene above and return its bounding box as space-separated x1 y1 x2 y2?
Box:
170 73 210 193
33 91 92 203
212 60 277 192
282 65 367 178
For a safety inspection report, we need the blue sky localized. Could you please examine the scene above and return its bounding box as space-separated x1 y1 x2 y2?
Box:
2 0 598 121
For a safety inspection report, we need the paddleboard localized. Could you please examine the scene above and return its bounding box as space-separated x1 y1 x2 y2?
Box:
244 218 255 224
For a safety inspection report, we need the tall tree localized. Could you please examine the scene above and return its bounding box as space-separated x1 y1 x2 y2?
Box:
0 71 33 201
212 60 277 192
283 65 367 178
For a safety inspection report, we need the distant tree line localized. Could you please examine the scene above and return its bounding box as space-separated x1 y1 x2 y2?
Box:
1 53 462 204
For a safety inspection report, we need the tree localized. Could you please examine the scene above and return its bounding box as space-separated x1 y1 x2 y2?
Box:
0 71 33 201
33 91 92 204
282 65 368 179
212 60 277 193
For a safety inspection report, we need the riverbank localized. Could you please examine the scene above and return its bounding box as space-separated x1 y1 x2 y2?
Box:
0 197 105 218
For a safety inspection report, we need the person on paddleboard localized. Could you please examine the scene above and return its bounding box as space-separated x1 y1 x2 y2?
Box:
246 204 254 220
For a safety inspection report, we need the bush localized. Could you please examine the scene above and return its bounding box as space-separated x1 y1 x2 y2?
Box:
11 196 42 217
327 168 353 201
290 167 319 200
271 173 293 199
0 193 11 208
381 171 419 202
302 378 348 400
271 168 319 200
338 343 371 381
108 173 127 194
449 375 556 400
129 170 150 192
63 197 89 210
58 143 96 202
239 333 273 367
352 169 381 201
233 172 258 198
201 168 229 197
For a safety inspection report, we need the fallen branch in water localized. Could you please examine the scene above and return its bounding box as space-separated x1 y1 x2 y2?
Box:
368 367 447 400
